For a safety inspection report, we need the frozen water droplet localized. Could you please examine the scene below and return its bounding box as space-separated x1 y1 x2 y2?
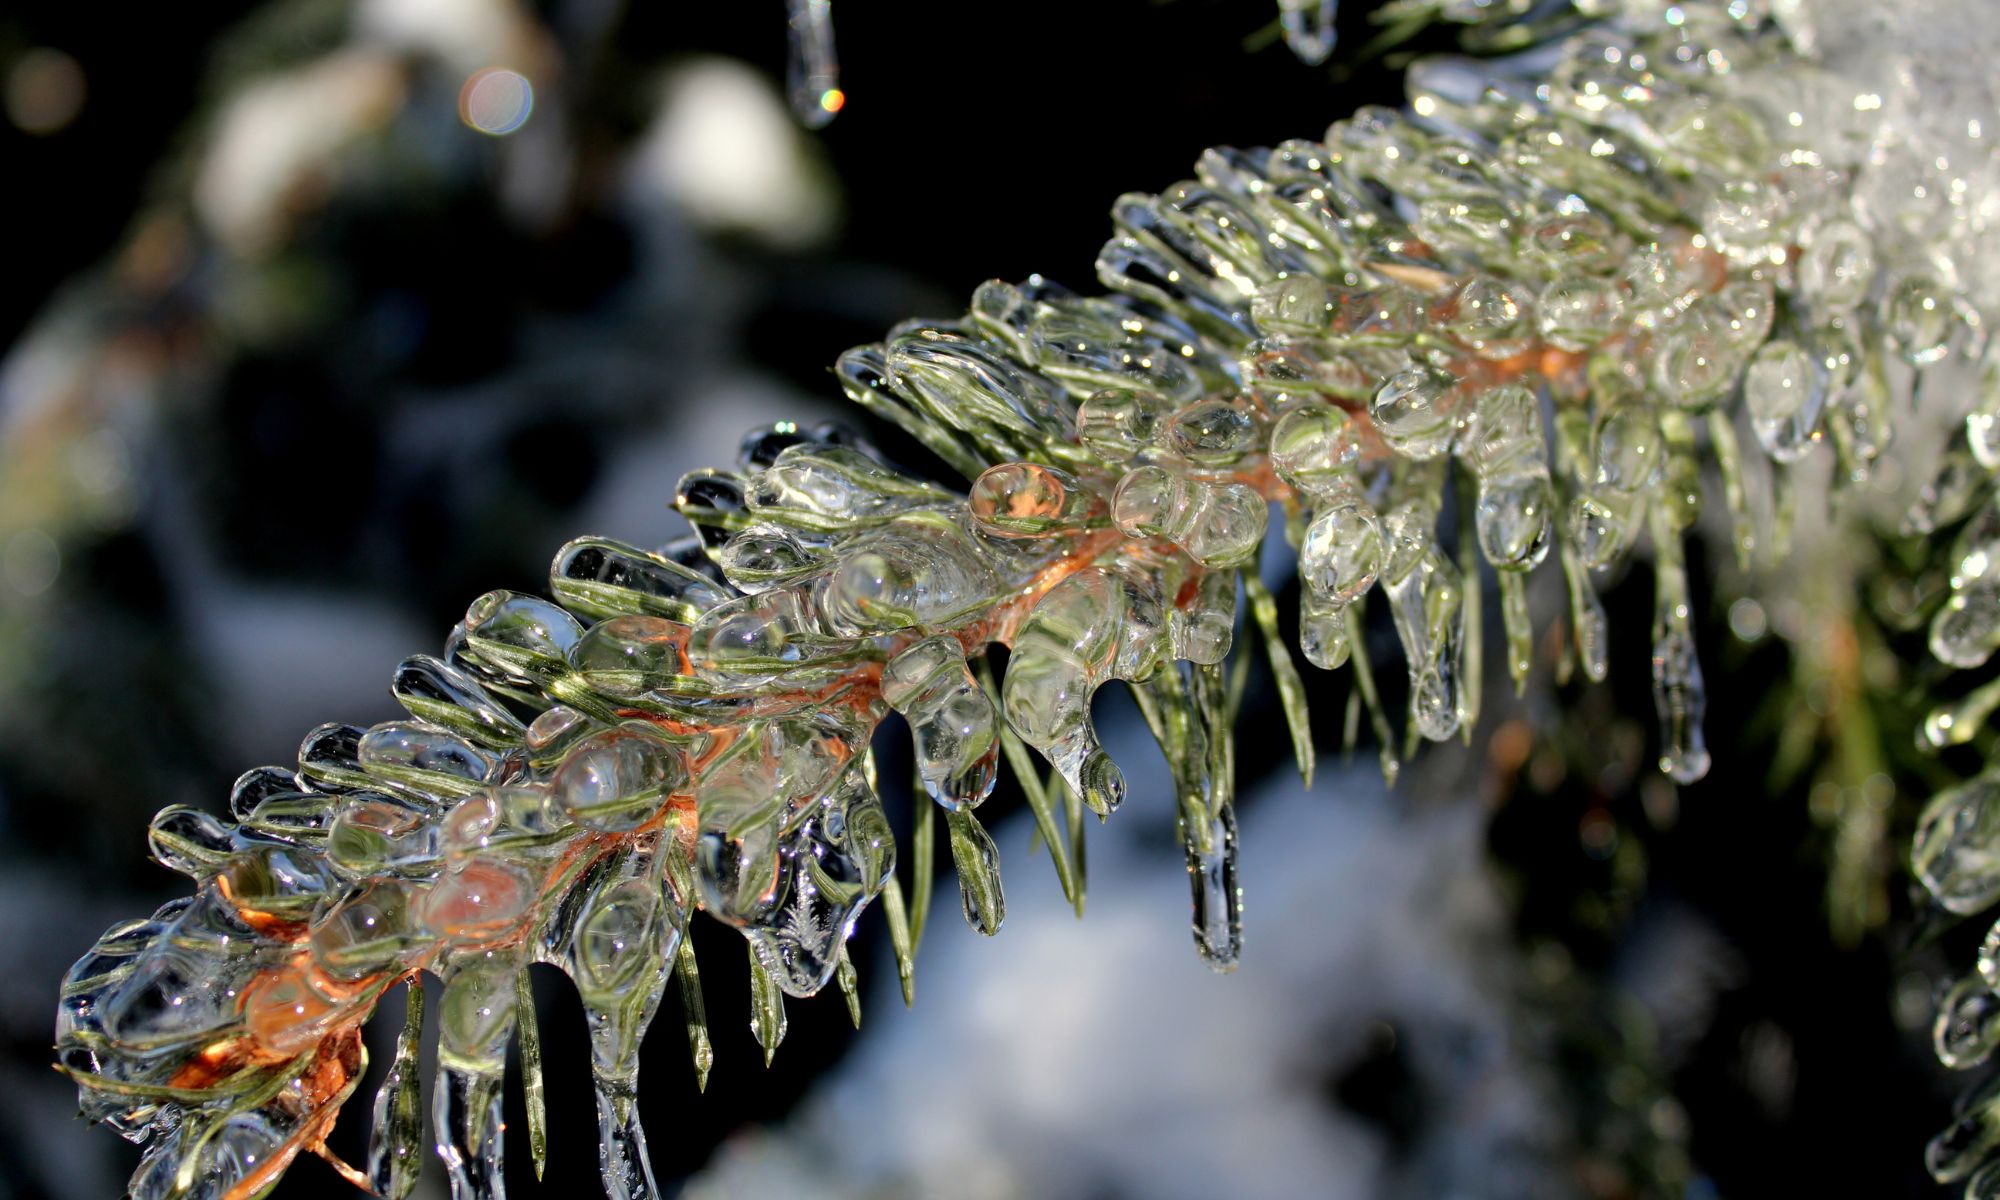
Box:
945 806 1005 935
1299 495 1385 603
1276 0 1337 65
1184 801 1241 970
1916 774 2000 914
1076 386 1174 462
1251 273 1332 335
1166 398 1258 466
882 636 998 811
1537 273 1625 352
969 463 1101 538
551 727 688 831
1794 218 1876 313
311 880 419 981
1744 338 1827 462
1936 974 2000 1069
552 535 732 624
1370 365 1461 460
1002 567 1167 813
1932 583 2000 669
1269 406 1362 496
464 590 584 680
1886 275 1955 365
1111 464 1267 566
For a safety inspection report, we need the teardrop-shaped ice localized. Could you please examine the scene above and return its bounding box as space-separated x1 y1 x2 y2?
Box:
881 636 998 811
1744 339 1827 462
550 726 689 831
1936 974 2000 1070
1915 773 2000 913
1002 567 1169 815
1269 406 1363 496
1299 495 1385 603
1370 365 1461 460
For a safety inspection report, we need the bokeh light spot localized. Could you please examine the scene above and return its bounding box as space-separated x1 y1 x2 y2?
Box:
4 528 60 597
459 67 532 136
5 47 86 136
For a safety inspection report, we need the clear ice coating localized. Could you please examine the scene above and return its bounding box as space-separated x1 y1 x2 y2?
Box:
58 1 2000 1196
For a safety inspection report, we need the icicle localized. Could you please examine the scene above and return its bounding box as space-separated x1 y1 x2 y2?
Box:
366 981 426 1200
1002 567 1169 814
1379 502 1464 742
945 806 1006 935
568 840 681 1200
1647 508 1710 784
1924 675 2000 750
783 0 841 129
882 636 999 811
1498 571 1533 693
1704 411 1757 571
434 964 515 1200
747 948 787 1067
835 943 862 1028
674 938 713 1092
515 971 547 1181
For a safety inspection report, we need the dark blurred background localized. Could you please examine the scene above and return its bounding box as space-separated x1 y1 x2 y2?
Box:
0 1 1963 1197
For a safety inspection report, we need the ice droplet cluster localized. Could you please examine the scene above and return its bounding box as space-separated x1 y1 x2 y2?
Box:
55 1 2000 1196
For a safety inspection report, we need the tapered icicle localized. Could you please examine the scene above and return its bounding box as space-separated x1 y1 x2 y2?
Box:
1928 1073 2000 1184
434 965 514 1200
1379 503 1464 743
881 874 917 1008
1344 603 1400 785
783 0 840 129
1002 566 1170 815
997 713 1085 911
1457 472 1484 741
1768 462 1797 565
945 806 1006 935
1705 412 1757 572
1184 798 1243 972
366 980 426 1200
515 971 547 1181
747 948 787 1067
1647 508 1710 784
1561 542 1610 684
1498 571 1532 693
570 841 678 1200
835 943 862 1029
1244 575 1314 785
673 937 713 1092
883 636 998 811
